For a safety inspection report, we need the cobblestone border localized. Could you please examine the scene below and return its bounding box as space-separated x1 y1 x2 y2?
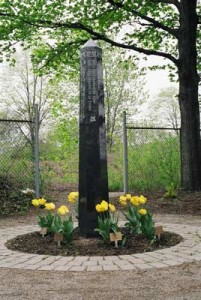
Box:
0 223 200 272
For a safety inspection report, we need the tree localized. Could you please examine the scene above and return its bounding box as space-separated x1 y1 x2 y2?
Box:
0 1 200 190
46 45 147 151
148 86 180 131
103 45 147 149
0 51 52 150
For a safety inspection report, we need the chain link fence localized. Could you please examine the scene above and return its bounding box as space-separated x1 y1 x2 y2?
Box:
123 112 181 192
0 119 36 215
127 127 180 191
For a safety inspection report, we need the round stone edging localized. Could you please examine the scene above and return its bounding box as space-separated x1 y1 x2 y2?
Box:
0 223 200 272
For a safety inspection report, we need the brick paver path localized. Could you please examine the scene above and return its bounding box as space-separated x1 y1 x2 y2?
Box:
0 222 200 272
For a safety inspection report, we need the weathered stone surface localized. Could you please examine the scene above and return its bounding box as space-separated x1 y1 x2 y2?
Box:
79 39 109 236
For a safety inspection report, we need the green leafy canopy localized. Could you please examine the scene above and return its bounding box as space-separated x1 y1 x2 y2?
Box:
0 0 200 75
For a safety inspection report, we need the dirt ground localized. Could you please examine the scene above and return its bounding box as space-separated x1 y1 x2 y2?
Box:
0 189 201 299
0 260 201 300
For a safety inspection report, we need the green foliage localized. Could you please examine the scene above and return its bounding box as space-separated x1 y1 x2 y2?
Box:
39 129 180 192
140 211 155 240
121 195 155 240
50 214 74 243
0 175 33 216
38 211 54 232
95 212 119 243
0 0 199 76
163 183 177 199
127 132 180 190
124 206 141 235
63 215 74 243
51 214 63 233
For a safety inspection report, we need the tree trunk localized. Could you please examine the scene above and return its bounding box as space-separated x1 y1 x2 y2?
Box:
178 0 201 190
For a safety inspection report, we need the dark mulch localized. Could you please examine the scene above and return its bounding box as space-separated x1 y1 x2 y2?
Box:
2 186 200 257
6 227 182 256
111 189 201 216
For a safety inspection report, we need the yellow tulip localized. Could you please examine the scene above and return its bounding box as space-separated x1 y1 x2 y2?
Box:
130 196 140 207
119 195 127 206
57 205 69 215
108 203 116 213
96 204 102 213
100 200 108 210
139 208 147 215
60 205 69 213
138 195 147 204
32 199 40 207
126 194 132 200
120 195 127 201
45 202 55 211
68 192 79 203
96 200 109 213
38 198 47 206
57 208 65 215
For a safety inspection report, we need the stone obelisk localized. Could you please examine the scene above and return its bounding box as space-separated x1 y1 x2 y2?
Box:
78 39 109 237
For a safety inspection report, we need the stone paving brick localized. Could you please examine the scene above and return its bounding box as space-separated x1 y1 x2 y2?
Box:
191 254 201 261
82 260 98 266
69 265 86 272
99 260 116 266
50 257 74 267
9 263 32 269
73 256 89 261
191 244 201 251
114 260 132 267
67 260 83 266
40 256 60 264
162 260 183 266
0 223 200 272
118 255 135 260
0 263 18 268
149 262 169 268
159 253 181 260
134 263 153 270
89 256 104 261
145 252 165 260
87 265 103 271
0 251 13 256
0 257 18 264
26 259 53 268
23 257 46 265
102 265 119 271
119 264 136 271
174 252 194 259
138 256 160 263
127 257 150 264
171 256 191 263
38 265 58 271
88 258 104 264
22 265 41 270
106 255 126 260
53 265 72 271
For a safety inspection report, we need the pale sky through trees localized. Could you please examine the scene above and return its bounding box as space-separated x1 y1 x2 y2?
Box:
0 51 176 122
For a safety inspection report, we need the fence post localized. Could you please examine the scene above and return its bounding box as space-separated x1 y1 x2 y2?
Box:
34 104 40 198
123 111 128 194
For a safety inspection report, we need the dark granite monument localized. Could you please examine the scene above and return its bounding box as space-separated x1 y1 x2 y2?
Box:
78 39 109 236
